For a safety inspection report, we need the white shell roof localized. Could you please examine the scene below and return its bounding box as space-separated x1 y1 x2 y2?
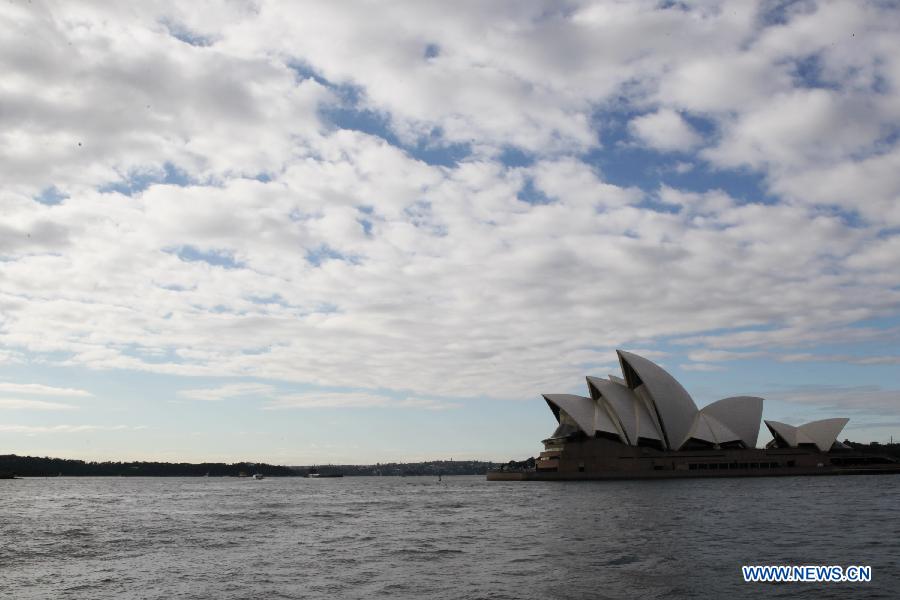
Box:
594 401 626 442
617 350 699 449
799 418 849 452
689 413 717 444
543 394 595 435
765 420 798 447
634 389 663 441
634 386 665 443
542 393 621 438
765 418 848 451
587 376 638 444
703 413 742 445
540 350 849 454
701 396 763 448
607 374 626 385
687 413 742 446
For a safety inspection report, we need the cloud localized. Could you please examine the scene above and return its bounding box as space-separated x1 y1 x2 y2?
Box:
0 424 146 433
766 385 900 416
706 89 882 170
629 109 702 152
777 353 900 366
263 392 458 411
679 363 724 372
0 398 77 410
178 383 276 401
686 350 764 363
0 382 92 397
681 324 900 353
0 1 898 412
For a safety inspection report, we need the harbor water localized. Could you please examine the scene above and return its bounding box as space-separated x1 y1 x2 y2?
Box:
1 474 898 599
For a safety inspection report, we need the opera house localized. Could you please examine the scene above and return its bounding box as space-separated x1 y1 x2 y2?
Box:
488 350 900 480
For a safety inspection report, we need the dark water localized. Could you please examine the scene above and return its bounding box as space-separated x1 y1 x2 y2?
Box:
1 475 898 599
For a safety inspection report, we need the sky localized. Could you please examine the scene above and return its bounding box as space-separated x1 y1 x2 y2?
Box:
2 0 900 464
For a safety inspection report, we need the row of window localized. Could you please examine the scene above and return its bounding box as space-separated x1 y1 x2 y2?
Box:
687 461 794 470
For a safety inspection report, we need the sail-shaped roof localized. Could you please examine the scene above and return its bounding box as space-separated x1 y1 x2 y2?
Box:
587 376 638 444
617 350 698 449
799 418 849 452
701 396 763 448
543 394 595 435
764 420 799 447
540 351 849 455
765 419 847 451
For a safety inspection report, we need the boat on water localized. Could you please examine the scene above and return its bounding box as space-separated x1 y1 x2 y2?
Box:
251 473 264 480
488 350 900 482
0 472 16 480
305 467 343 478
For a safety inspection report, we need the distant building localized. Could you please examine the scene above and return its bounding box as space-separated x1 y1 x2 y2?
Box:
541 349 846 452
489 350 898 481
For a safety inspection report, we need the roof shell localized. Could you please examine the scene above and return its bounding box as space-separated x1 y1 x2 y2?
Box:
617 350 698 449
703 413 742 445
587 376 638 444
543 394 595 435
701 396 764 448
593 401 623 439
689 413 717 444
799 418 849 452
765 418 849 451
764 420 798 447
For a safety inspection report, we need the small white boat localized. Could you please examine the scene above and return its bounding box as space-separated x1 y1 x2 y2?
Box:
251 473 264 480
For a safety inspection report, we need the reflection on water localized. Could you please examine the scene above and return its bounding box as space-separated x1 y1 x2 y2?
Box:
1 475 898 599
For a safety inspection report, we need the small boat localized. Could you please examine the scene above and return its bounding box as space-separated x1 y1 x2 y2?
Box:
305 467 342 478
251 473 264 480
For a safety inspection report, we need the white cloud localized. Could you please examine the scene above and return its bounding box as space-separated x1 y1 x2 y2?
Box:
531 158 641 209
630 109 702 152
686 350 764 363
0 398 77 410
679 363 724 372
657 52 789 114
0 424 145 433
0 382 92 397
777 353 900 366
706 89 882 170
0 1 898 412
178 383 276 401
767 385 900 416
263 392 458 411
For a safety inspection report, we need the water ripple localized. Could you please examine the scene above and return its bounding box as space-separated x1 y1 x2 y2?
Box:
0 475 898 598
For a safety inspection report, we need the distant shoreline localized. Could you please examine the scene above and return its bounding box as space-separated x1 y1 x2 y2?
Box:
0 454 499 478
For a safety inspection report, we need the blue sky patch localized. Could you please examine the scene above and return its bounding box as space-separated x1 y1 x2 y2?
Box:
294 62 471 167
322 103 470 167
35 186 68 206
163 20 213 47
101 163 191 196
517 178 554 205
168 245 243 269
306 244 351 266
499 146 535 168
581 107 778 204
